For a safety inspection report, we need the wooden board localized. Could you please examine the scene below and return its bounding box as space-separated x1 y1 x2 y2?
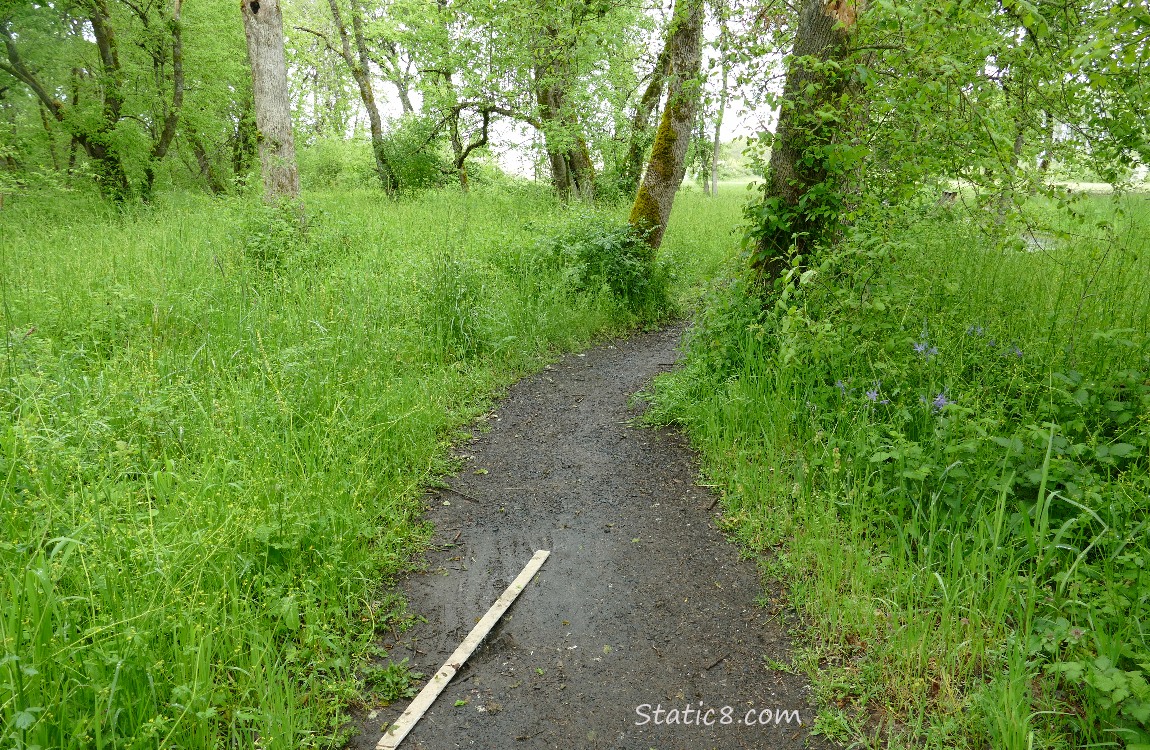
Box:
375 549 551 750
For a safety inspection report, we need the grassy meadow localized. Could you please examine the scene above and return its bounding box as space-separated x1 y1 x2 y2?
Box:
0 183 741 748
647 191 1150 747
4 173 1147 750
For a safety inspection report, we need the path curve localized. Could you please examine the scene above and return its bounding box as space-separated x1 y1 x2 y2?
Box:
352 326 834 750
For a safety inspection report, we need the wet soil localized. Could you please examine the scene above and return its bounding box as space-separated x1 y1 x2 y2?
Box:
351 325 834 750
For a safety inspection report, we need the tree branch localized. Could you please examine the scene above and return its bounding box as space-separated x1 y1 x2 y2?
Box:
0 23 65 120
293 25 339 56
456 107 492 167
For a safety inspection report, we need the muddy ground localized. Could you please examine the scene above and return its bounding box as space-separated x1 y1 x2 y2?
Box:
351 326 834 750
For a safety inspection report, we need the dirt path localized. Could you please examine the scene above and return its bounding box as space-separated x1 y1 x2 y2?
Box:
352 326 833 750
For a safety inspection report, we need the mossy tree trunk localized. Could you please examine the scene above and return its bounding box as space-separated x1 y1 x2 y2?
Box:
619 43 671 197
627 0 703 252
710 14 731 198
750 0 862 282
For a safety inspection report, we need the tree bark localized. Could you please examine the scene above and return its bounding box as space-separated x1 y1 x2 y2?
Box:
627 0 704 252
533 21 595 201
240 0 300 200
190 130 229 194
750 0 861 280
619 43 671 197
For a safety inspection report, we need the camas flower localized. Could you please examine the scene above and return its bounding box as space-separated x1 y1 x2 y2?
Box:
913 341 938 359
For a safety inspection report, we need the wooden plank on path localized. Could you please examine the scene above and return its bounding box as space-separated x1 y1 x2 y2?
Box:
375 549 551 750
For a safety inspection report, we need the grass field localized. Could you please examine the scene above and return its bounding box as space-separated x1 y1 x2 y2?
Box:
0 184 741 748
647 191 1150 747
6 176 1146 749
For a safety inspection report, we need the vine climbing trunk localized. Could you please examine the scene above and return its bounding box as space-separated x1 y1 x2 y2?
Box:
750 0 862 282
627 0 703 252
241 0 300 201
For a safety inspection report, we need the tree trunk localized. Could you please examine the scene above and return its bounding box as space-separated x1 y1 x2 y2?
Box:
750 0 861 281
534 77 595 200
86 1 133 202
143 0 185 201
327 0 397 192
449 115 468 192
352 3 398 191
189 127 229 194
393 77 415 115
532 21 595 202
697 110 711 195
38 103 60 172
627 0 704 252
620 43 671 197
232 95 259 179
240 0 300 200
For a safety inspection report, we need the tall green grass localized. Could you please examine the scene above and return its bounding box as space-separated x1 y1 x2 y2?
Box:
0 184 740 748
648 192 1150 748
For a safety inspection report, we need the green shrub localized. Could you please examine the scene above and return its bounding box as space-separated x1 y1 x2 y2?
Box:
534 212 673 317
297 138 376 190
380 114 450 193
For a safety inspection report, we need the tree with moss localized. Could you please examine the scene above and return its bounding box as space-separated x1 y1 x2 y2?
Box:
627 0 703 251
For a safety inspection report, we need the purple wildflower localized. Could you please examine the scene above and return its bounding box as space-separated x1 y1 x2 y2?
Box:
1010 345 1023 358
913 341 939 359
865 382 887 403
966 325 985 336
931 392 952 411
835 380 848 394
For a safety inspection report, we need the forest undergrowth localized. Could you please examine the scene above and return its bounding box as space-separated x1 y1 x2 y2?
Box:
647 190 1150 749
